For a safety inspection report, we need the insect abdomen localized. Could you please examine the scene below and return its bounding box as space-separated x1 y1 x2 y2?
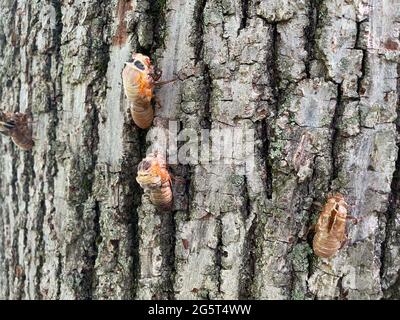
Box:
130 99 154 129
122 65 154 129
150 181 173 211
11 135 34 150
312 231 341 258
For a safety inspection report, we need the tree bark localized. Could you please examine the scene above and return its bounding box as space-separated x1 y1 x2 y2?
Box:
0 0 399 300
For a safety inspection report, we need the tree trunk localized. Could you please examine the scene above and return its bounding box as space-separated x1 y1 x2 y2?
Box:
0 0 399 300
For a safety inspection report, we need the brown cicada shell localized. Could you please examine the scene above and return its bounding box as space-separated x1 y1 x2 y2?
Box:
312 193 353 258
122 53 173 129
136 151 173 211
0 111 34 150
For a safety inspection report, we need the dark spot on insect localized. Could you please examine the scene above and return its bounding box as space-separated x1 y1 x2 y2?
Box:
367 164 375 171
359 87 366 95
191 288 199 293
182 239 189 250
223 251 228 257
134 60 145 71
384 38 399 51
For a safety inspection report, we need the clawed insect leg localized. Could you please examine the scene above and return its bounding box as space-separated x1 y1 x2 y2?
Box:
346 215 359 224
339 235 348 250
5 121 15 129
313 201 323 208
302 224 315 240
171 175 186 184
155 78 177 87
154 96 162 109
0 120 15 130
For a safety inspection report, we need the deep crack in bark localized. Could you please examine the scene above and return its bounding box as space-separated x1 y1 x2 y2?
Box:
238 0 249 35
330 83 343 186
194 0 207 64
355 19 367 97
380 63 400 299
238 176 256 299
304 0 319 78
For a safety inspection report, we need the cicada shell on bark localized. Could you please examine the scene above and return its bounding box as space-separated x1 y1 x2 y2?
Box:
312 193 349 258
0 111 34 150
136 151 173 211
122 53 159 129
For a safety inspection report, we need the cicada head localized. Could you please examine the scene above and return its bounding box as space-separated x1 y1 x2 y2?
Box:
136 158 162 189
125 53 152 75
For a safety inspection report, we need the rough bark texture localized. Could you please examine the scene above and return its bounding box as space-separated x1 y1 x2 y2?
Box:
0 0 399 300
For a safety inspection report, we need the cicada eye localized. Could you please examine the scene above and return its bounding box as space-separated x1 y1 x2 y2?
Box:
134 60 145 71
145 57 151 66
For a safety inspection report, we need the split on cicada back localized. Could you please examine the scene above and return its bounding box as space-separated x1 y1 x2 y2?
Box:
311 193 357 258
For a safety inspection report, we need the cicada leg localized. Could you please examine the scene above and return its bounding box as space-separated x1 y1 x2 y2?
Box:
153 96 162 109
302 224 316 240
170 173 185 185
312 201 323 208
155 78 177 87
346 215 359 224
0 120 16 136
339 234 348 250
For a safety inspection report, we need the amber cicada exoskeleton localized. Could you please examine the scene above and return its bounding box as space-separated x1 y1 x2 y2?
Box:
0 111 34 150
312 193 355 258
136 151 173 211
122 53 173 129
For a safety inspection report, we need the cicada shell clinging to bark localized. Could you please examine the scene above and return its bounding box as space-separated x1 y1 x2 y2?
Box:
136 151 173 211
122 53 166 129
312 193 352 258
0 111 34 150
